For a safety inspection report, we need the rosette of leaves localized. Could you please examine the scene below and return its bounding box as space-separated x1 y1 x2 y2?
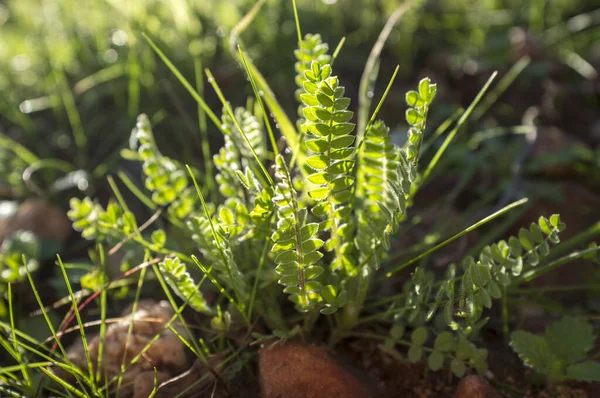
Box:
271 154 324 312
294 34 331 130
511 316 600 382
300 60 356 275
133 114 196 219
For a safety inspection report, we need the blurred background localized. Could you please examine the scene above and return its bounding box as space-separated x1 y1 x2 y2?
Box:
0 0 599 318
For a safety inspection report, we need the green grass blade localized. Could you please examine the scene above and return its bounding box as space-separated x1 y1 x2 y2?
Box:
247 237 271 320
237 46 278 155
471 56 530 121
421 71 498 183
54 70 86 167
420 107 464 155
516 245 600 284
57 255 97 392
331 37 346 66
8 283 32 390
228 1 300 168
385 198 528 277
467 125 534 149
147 368 159 398
142 33 223 133
0 133 39 165
191 256 237 307
73 64 126 95
194 58 216 202
101 266 209 393
228 0 266 53
357 2 414 140
116 264 147 396
204 68 274 188
96 245 108 386
187 165 246 310
39 367 87 398
367 64 399 130
292 0 302 44
116 170 156 210
24 258 69 359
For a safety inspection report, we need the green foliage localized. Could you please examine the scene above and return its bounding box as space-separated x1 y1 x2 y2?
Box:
388 214 567 376
132 114 197 219
354 120 402 262
159 257 212 314
295 34 331 130
404 78 436 164
186 214 248 302
68 197 136 241
47 8 600 392
0 230 39 316
510 316 600 382
301 60 356 275
0 146 28 196
271 154 323 311
215 106 266 199
0 230 39 283
3 2 600 396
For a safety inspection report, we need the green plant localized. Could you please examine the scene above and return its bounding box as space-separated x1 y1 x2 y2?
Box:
2 3 599 396
0 230 39 316
64 12 579 382
510 316 600 382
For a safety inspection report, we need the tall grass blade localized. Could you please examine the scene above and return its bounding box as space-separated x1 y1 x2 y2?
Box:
385 198 528 277
357 2 414 140
421 71 498 183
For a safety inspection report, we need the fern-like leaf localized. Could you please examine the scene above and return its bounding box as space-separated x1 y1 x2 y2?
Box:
295 34 331 129
68 198 136 242
132 114 196 219
300 61 356 274
271 154 324 311
187 215 248 300
214 106 265 200
159 257 212 314
354 121 405 267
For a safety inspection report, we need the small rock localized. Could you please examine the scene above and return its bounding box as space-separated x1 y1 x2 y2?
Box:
56 300 190 398
0 199 70 244
455 375 501 398
259 341 371 398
